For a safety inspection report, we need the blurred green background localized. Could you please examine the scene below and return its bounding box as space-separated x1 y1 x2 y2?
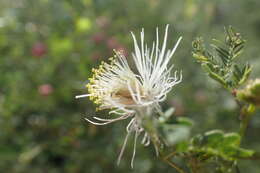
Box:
1 0 260 172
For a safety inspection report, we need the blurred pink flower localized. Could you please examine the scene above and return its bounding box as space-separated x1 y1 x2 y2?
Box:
106 37 128 56
106 37 119 49
38 84 53 96
96 16 110 29
90 52 102 61
91 32 106 44
31 42 47 57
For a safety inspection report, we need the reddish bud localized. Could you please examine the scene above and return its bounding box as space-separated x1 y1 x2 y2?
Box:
96 16 110 29
106 37 119 49
38 84 53 96
90 52 101 61
31 42 47 57
91 33 106 44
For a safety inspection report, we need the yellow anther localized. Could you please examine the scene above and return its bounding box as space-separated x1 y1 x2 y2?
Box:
109 57 114 61
99 65 103 69
91 68 96 73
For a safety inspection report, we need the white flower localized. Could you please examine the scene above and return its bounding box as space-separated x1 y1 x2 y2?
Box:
76 25 182 168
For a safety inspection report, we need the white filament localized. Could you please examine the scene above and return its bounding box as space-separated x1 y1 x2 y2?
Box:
77 25 182 168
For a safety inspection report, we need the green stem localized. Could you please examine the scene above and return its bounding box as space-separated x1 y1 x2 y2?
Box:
238 152 260 160
138 108 188 173
239 112 250 140
188 157 205 173
238 104 255 141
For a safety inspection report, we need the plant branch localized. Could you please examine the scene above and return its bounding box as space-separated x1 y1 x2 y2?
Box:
162 152 187 173
238 104 255 141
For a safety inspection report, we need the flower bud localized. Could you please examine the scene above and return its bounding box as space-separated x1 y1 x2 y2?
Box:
237 79 260 107
38 84 53 96
31 42 47 57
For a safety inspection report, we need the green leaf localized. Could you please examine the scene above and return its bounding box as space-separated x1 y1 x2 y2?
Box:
192 26 249 90
211 44 229 65
234 148 255 158
233 44 244 60
160 118 193 145
162 125 191 145
176 117 194 127
191 134 204 146
208 71 227 86
175 141 189 152
204 130 224 148
239 64 252 85
192 52 210 63
221 146 254 159
189 130 255 161
222 133 241 146
233 64 252 86
158 107 175 123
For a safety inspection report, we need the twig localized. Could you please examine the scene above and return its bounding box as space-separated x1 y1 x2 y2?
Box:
238 105 253 140
235 165 241 173
163 152 187 173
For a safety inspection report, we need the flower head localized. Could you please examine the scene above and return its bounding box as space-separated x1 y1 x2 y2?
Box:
76 25 182 167
237 78 260 107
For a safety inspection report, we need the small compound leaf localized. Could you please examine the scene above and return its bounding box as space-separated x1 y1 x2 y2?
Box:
189 130 255 161
176 117 194 127
175 141 189 152
208 71 227 86
162 125 191 145
222 133 241 147
204 130 224 148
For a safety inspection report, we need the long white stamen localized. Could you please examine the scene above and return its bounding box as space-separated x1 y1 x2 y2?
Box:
93 114 130 122
141 132 149 145
144 136 150 146
84 118 113 126
117 132 131 166
78 25 182 167
127 81 138 104
131 130 138 168
126 118 136 132
75 94 90 99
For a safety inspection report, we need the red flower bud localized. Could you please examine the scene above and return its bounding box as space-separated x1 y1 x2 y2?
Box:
38 84 53 96
31 42 47 57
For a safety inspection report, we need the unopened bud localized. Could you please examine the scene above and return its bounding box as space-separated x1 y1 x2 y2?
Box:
237 79 260 107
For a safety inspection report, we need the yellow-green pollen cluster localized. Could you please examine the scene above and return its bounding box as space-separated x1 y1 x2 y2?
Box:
86 54 118 109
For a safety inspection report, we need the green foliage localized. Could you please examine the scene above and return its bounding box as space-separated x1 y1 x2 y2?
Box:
160 108 193 146
190 130 254 161
192 26 252 90
1 0 260 172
